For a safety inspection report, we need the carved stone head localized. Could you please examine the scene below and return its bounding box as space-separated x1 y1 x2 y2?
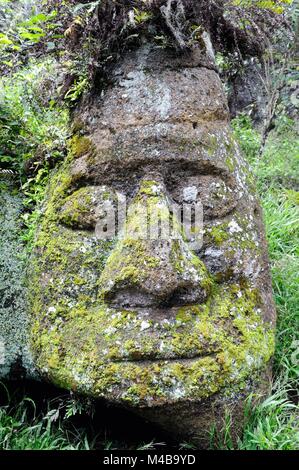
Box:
29 45 275 445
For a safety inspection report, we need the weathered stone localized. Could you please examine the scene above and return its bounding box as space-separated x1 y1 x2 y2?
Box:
2 43 276 446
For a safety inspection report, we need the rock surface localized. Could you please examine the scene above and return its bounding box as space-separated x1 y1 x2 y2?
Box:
1 43 276 446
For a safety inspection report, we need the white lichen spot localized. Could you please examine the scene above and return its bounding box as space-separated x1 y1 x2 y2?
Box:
104 326 117 335
228 220 242 234
169 385 186 399
151 184 162 195
140 320 151 331
205 248 223 257
245 355 254 367
155 83 171 120
183 186 198 203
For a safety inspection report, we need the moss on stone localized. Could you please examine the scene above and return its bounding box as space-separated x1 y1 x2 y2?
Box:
69 135 94 159
205 224 229 246
71 118 85 135
58 187 92 227
206 134 218 156
28 136 274 408
30 236 275 406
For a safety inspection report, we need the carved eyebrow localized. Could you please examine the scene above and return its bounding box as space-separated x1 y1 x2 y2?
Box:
67 149 238 200
77 156 231 182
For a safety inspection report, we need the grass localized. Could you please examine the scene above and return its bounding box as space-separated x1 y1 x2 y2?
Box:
212 385 299 450
239 386 299 450
231 114 299 450
0 112 298 450
0 384 169 450
0 390 91 450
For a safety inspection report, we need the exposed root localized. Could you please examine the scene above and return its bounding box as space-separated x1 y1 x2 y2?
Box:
160 0 187 50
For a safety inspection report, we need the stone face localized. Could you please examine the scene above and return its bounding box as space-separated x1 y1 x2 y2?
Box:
28 44 276 445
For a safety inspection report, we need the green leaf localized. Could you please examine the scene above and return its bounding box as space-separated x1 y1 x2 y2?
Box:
0 155 13 163
1 60 13 67
26 26 44 33
0 34 13 46
19 32 45 42
27 13 48 24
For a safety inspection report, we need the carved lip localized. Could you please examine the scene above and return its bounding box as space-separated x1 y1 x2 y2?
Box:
110 298 207 310
109 351 221 364
108 304 205 319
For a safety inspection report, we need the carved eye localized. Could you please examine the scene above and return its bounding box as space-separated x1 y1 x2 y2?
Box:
169 176 240 218
58 186 117 229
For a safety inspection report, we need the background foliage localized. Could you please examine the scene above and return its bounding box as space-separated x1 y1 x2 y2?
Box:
0 0 298 450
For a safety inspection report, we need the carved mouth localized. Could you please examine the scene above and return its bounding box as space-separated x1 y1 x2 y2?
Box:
107 287 209 310
102 297 224 364
109 351 221 364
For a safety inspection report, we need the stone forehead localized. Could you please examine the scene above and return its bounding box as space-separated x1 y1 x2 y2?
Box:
74 45 239 183
86 66 228 138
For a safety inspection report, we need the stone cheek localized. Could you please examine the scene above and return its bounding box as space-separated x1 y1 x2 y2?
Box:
201 209 264 281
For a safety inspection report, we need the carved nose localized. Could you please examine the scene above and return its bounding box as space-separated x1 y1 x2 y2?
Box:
98 180 212 308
